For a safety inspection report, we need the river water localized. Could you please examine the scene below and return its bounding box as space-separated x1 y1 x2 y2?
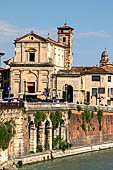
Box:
19 149 113 170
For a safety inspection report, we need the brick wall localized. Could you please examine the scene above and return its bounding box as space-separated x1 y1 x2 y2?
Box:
69 110 113 146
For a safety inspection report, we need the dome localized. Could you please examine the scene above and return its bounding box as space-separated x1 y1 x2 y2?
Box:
101 50 108 57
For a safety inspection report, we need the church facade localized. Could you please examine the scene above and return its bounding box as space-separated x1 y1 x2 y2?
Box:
3 24 113 106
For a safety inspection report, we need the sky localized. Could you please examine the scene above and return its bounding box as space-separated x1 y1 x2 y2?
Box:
0 0 113 67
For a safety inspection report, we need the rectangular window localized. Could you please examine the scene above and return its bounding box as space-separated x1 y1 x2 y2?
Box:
63 37 66 42
29 53 35 62
98 88 105 94
108 76 111 82
27 82 35 93
92 75 100 81
92 88 97 96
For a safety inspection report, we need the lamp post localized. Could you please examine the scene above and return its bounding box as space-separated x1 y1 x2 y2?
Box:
24 80 26 102
65 84 68 102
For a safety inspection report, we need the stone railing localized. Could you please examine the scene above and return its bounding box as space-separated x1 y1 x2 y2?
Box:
25 102 113 112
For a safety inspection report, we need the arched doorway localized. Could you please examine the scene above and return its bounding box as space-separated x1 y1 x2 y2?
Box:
67 85 73 102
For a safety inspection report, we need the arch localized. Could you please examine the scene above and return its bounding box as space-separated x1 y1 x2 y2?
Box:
45 120 52 150
67 85 73 102
28 121 34 139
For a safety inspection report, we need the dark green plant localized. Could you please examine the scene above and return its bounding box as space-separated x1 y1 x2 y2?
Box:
37 145 43 152
97 110 103 131
30 151 35 154
68 110 72 119
91 111 94 119
10 93 14 97
52 135 72 151
34 111 46 127
94 107 97 112
81 122 86 131
0 121 13 150
22 107 26 114
76 105 82 112
50 111 62 129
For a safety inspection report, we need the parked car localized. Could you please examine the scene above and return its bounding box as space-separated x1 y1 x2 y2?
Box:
1 98 24 103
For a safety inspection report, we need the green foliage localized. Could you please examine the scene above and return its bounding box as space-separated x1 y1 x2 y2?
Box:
77 117 80 123
81 122 86 132
0 121 13 150
81 109 94 132
91 111 94 119
50 111 62 129
22 107 26 114
30 151 35 154
28 116 31 123
94 107 97 112
82 109 91 123
52 136 72 151
97 110 103 131
10 93 14 97
34 111 46 127
68 110 72 119
76 105 82 112
36 145 43 152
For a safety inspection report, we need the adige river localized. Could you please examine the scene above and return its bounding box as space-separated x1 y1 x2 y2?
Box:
18 149 113 170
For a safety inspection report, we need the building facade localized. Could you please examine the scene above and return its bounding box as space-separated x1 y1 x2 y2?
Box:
3 25 113 106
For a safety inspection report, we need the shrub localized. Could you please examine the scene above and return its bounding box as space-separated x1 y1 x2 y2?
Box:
77 105 82 112
68 110 72 119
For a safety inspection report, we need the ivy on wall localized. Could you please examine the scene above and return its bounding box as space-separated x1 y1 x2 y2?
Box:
50 111 62 129
97 109 103 131
77 108 103 132
0 121 15 150
34 111 46 127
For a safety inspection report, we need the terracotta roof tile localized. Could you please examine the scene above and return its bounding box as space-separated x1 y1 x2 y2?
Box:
57 24 74 30
47 38 65 47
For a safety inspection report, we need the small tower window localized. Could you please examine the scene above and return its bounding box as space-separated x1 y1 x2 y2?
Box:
29 53 35 62
63 37 66 42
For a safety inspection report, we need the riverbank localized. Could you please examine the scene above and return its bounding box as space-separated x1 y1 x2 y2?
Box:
14 141 113 166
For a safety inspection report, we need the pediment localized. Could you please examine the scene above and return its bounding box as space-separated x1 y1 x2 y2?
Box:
15 31 49 43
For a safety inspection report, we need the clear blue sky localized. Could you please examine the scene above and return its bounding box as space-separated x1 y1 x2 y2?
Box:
0 0 113 67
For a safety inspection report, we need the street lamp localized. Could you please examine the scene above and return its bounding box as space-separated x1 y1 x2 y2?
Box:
24 80 26 101
65 84 68 102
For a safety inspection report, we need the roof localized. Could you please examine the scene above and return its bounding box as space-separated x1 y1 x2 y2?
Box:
47 38 65 47
72 66 95 72
72 65 113 74
101 50 108 57
14 31 49 43
57 24 74 30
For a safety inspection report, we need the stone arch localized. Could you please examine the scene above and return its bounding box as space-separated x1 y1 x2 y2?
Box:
45 119 52 150
28 121 34 139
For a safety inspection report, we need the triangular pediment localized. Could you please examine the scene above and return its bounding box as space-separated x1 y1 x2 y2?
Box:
15 31 49 43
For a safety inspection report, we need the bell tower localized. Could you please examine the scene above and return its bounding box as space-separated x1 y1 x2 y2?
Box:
57 24 74 70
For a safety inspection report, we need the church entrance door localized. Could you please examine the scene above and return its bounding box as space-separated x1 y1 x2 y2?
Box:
67 85 73 102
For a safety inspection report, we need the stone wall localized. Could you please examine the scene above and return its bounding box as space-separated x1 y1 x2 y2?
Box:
0 106 28 168
69 110 113 146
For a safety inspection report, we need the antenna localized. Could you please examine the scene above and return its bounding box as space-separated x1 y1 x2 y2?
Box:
64 17 67 25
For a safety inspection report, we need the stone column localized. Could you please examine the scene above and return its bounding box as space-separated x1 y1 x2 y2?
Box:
61 124 66 141
54 127 60 139
30 125 37 153
38 124 45 149
13 114 25 157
